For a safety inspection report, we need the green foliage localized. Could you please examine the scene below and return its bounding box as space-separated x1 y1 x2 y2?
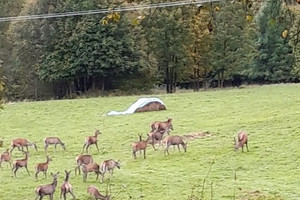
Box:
252 0 294 83
0 84 300 199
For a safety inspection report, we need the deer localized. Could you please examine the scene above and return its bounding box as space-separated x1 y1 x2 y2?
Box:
0 148 12 168
87 185 111 200
234 131 249 152
60 170 76 200
82 130 101 153
35 172 59 200
150 118 174 134
164 135 187 155
82 162 102 182
100 159 120 183
132 134 150 159
35 156 52 179
44 137 66 152
75 154 94 175
10 138 37 153
147 131 168 150
12 151 30 177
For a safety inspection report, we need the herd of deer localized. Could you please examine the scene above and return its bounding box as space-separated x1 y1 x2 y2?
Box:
0 117 249 200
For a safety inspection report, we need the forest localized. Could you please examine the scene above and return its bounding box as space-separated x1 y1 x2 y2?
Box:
0 0 300 100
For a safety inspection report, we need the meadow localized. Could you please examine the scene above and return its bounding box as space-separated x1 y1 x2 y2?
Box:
0 84 300 200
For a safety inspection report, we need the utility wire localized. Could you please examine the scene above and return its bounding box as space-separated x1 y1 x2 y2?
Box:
0 0 223 22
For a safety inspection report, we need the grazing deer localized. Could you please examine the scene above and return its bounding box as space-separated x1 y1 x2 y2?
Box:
35 172 59 200
44 137 66 152
147 131 168 150
12 151 30 177
60 170 76 200
150 118 173 134
75 154 94 175
82 162 102 182
87 185 110 200
0 148 12 168
10 138 37 153
132 134 150 159
164 135 187 155
35 156 52 179
234 131 249 152
82 130 101 153
100 159 120 182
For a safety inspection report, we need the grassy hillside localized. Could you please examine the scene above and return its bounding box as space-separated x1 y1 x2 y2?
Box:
0 84 299 200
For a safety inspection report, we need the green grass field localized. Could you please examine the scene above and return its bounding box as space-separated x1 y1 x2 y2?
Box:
0 84 300 200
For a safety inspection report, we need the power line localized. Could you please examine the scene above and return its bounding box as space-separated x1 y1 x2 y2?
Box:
0 0 223 22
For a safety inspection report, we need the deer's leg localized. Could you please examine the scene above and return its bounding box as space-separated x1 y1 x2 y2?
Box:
82 144 86 153
26 146 29 152
95 171 99 180
63 192 67 200
151 141 157 151
50 193 53 200
133 150 137 159
13 167 18 177
35 171 39 179
86 144 90 153
55 144 57 149
143 149 146 159
177 144 181 152
246 142 249 152
95 142 99 151
164 144 170 155
0 160 2 168
25 165 30 175
44 144 48 152
69 189 76 199
10 146 15 153
44 170 47 178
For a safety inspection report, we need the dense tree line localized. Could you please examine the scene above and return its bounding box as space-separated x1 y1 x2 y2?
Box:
0 0 300 100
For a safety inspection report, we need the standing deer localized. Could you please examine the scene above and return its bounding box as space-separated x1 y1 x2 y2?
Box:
150 118 174 134
35 172 59 200
132 134 150 159
10 138 37 153
87 185 110 200
35 156 52 179
147 131 168 150
100 159 120 182
75 154 94 175
12 151 30 177
0 148 12 168
82 162 102 182
234 131 249 152
164 135 187 155
82 130 101 153
60 170 76 200
44 137 66 152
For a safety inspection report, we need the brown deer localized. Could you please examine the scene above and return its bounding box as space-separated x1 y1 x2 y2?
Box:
150 118 173 134
12 151 30 177
60 170 76 200
164 135 187 155
44 137 66 152
82 130 101 153
147 131 168 150
10 138 37 153
100 159 120 182
75 154 94 175
132 134 150 159
35 156 52 179
35 172 59 200
87 185 110 200
234 131 249 152
0 148 12 168
82 162 102 182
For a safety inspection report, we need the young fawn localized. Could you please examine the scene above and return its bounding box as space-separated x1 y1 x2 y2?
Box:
0 148 12 168
87 185 111 200
10 138 37 153
234 131 249 152
35 172 59 200
150 118 174 134
100 159 120 182
147 131 168 150
44 137 66 152
75 154 94 175
82 130 101 153
82 162 102 182
60 170 76 200
35 156 52 179
12 151 30 177
164 135 187 155
132 134 150 159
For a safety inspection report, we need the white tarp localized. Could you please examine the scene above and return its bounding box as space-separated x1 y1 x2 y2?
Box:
107 97 165 116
